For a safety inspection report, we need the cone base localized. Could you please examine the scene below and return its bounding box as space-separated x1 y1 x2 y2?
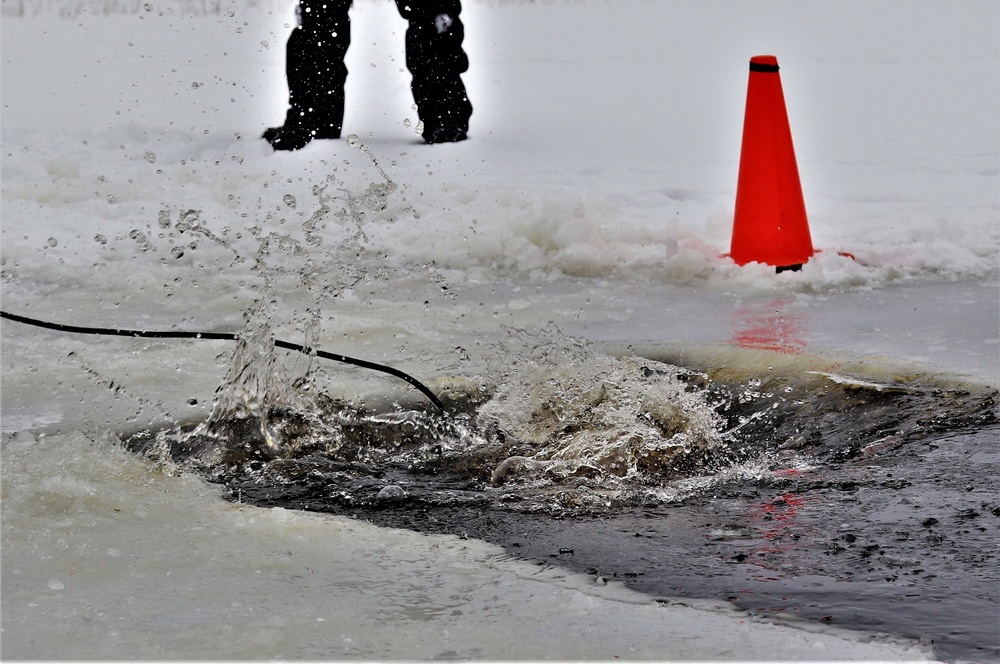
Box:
721 249 856 273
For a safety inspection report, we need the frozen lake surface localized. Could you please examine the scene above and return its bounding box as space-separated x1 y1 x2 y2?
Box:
2 0 997 661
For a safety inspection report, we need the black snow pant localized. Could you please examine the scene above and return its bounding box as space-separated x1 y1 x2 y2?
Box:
281 0 472 143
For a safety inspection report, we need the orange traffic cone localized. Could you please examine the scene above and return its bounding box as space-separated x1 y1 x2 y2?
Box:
730 55 813 271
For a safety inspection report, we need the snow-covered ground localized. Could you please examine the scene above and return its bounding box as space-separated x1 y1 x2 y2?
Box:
2 0 996 659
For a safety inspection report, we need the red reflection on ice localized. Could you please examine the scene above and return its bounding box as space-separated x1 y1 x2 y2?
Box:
755 492 807 539
731 299 807 354
743 491 815 581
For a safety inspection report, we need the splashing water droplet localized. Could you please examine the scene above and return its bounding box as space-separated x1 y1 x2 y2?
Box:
144 151 156 163
94 234 107 245
345 134 360 147
282 194 297 208
403 118 412 128
177 209 201 232
128 229 152 252
46 237 58 247
107 194 117 204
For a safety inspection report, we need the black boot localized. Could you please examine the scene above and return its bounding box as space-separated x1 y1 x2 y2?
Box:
397 2 473 144
265 0 351 151
412 70 471 143
263 95 345 151
423 124 468 144
262 123 315 151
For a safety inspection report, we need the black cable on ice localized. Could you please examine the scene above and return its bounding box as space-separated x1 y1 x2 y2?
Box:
0 309 444 412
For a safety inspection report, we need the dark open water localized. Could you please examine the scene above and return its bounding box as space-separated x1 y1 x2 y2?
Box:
126 344 1000 663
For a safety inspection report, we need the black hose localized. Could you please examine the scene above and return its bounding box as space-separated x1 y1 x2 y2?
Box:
0 309 444 412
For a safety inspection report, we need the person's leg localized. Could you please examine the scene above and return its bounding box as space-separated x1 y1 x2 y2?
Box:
395 1 473 143
264 0 352 150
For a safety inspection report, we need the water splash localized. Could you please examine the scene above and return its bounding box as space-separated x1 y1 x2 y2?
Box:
194 301 314 451
125 154 411 469
475 326 724 503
